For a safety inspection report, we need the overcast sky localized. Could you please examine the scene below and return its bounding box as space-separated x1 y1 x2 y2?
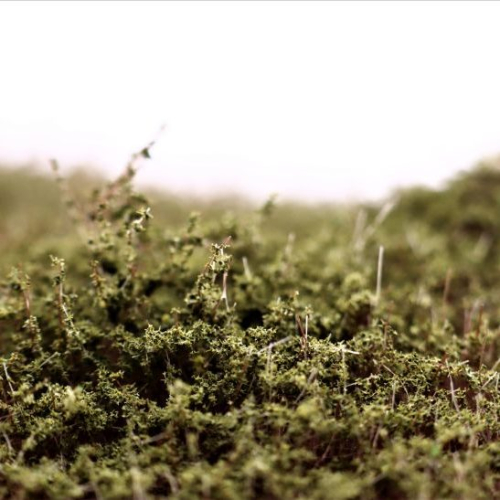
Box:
1 1 500 201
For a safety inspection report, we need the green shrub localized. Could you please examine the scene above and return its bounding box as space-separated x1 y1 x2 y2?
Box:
0 155 499 499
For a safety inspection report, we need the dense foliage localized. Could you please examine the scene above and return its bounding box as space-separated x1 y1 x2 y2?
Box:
0 155 499 499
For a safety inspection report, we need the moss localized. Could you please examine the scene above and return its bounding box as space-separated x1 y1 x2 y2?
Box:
0 157 500 498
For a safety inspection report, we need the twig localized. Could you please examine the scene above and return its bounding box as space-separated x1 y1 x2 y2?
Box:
446 362 460 413
352 209 367 251
375 246 384 305
162 470 179 495
294 368 319 404
2 430 13 454
391 380 397 411
130 466 146 500
481 372 499 390
258 336 294 384
242 257 252 280
2 363 14 394
220 271 229 311
296 314 308 358
449 377 460 412
382 321 389 350
488 356 500 373
355 199 397 251
257 336 293 354
38 352 59 369
339 344 360 394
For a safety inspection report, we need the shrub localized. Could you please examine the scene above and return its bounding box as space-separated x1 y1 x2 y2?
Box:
0 154 499 499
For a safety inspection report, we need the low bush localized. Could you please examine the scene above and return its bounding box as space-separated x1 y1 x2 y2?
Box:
0 152 499 499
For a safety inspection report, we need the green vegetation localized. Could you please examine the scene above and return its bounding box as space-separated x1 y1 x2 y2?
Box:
0 152 500 499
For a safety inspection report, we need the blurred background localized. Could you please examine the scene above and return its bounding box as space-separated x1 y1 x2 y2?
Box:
1 1 500 202
3 0 500 369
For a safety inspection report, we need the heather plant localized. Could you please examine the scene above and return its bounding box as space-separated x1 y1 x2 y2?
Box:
0 154 499 499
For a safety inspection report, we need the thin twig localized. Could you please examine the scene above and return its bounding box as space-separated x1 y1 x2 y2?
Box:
391 380 397 411
296 314 308 358
2 430 13 454
375 246 384 305
220 271 229 311
257 336 293 354
3 363 14 393
446 362 460 413
242 257 252 280
442 268 452 307
294 368 319 404
38 352 59 369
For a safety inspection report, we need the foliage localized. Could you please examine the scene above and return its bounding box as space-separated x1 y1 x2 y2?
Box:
0 157 500 499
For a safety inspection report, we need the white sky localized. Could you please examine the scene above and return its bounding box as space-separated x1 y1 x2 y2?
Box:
1 1 500 201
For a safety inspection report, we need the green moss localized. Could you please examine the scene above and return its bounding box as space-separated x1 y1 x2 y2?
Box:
0 157 500 498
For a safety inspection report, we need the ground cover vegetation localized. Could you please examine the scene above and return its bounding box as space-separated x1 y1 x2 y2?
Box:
0 150 499 499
